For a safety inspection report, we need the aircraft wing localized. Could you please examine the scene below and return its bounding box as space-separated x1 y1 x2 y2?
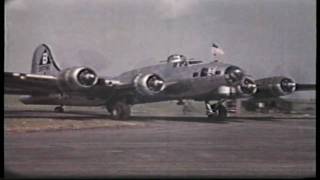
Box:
4 71 133 97
252 76 316 98
4 72 60 95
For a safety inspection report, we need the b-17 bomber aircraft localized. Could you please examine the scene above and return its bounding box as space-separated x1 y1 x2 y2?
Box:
4 44 316 120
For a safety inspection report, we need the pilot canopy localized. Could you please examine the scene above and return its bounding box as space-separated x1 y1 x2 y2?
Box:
167 54 188 67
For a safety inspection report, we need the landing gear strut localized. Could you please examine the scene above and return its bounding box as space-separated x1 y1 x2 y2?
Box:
54 93 65 113
107 102 131 120
205 101 227 120
54 105 64 113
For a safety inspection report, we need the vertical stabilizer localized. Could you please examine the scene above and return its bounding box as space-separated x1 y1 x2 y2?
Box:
31 44 61 76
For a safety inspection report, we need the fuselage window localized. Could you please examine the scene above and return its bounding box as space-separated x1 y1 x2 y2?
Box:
200 68 208 77
193 72 199 77
207 67 215 76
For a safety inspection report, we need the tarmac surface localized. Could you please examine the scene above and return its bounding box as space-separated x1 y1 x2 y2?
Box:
4 109 316 178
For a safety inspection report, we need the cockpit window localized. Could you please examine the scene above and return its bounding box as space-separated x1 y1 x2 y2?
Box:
173 61 188 67
167 54 188 68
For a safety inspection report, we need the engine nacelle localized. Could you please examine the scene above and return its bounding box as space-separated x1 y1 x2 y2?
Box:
134 73 165 96
254 76 296 97
57 67 98 91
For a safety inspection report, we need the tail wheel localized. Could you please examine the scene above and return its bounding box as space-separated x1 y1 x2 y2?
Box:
110 102 131 120
54 106 64 113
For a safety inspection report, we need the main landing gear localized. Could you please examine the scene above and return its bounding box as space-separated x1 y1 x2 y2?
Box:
107 102 131 120
54 105 64 113
205 101 227 120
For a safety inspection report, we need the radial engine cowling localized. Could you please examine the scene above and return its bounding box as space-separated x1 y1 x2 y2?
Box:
134 73 165 96
254 76 296 97
57 67 98 91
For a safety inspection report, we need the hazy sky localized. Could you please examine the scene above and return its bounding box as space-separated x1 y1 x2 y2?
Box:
5 0 316 98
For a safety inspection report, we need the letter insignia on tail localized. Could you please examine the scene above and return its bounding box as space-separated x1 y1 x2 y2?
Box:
31 44 61 76
39 49 51 65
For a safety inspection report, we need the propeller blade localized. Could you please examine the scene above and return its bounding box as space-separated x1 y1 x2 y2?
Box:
295 84 316 91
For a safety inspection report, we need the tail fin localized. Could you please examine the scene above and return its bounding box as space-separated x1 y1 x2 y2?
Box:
31 44 61 76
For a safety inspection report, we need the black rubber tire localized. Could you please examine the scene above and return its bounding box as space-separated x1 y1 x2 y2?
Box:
216 105 227 120
54 106 64 113
110 102 131 120
207 104 227 120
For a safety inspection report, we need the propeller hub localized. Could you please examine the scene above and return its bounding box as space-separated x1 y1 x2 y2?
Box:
280 78 296 93
240 77 257 95
77 68 97 86
225 66 244 84
146 75 165 92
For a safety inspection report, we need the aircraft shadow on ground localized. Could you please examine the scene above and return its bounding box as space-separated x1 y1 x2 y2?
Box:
129 115 312 123
4 109 108 120
5 109 314 124
4 110 230 123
